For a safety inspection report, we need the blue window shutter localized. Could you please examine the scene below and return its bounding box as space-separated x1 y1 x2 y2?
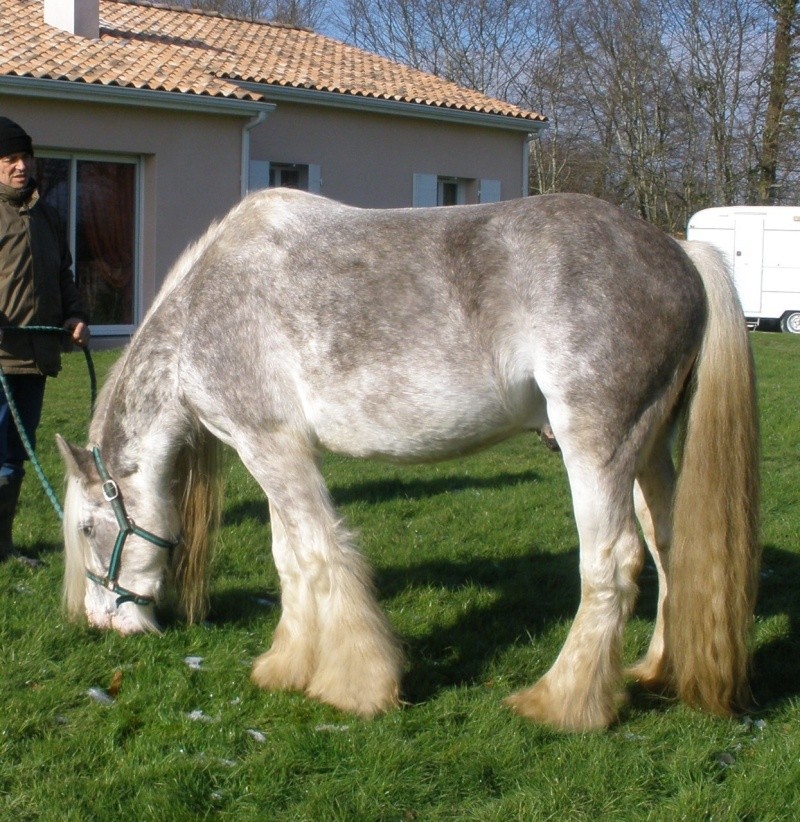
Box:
249 160 270 191
308 164 321 193
479 179 501 203
413 173 438 207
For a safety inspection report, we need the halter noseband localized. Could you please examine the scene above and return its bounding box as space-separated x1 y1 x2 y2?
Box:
85 447 177 607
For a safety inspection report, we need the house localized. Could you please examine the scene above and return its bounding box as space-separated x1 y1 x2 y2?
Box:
1 0 547 342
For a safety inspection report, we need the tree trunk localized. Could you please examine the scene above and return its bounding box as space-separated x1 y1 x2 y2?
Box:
758 0 798 204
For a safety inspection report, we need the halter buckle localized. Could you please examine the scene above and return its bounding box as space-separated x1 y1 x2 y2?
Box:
102 479 119 502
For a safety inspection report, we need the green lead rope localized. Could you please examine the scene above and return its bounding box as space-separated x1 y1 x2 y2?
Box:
0 325 98 521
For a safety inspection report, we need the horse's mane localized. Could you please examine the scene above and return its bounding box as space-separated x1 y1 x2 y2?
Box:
87 214 231 442
171 424 224 624
139 222 229 621
79 216 230 622
146 217 228 318
62 474 89 619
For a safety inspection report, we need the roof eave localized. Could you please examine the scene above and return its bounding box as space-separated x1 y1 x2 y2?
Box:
235 81 548 133
0 75 275 117
0 74 546 133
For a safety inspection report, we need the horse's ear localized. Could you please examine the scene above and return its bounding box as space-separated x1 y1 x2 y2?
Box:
56 435 97 482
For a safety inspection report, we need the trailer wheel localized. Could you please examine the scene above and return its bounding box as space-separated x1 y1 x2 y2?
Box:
781 311 800 334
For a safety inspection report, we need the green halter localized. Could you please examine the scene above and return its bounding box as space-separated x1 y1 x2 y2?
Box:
86 446 177 607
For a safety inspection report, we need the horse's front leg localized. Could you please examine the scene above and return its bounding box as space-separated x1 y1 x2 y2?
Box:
506 462 643 731
250 502 318 692
246 434 403 716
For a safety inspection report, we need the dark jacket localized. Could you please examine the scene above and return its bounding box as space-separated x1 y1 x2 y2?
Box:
0 181 88 376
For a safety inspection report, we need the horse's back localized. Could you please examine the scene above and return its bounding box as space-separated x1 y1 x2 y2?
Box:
176 191 706 462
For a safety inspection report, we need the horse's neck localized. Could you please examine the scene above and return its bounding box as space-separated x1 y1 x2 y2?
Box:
92 330 189 492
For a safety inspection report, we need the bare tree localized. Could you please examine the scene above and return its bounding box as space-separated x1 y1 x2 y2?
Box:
174 0 800 221
758 0 799 202
667 0 772 210
185 0 330 28
516 0 614 197
336 0 541 99
556 0 694 227
504 0 796 223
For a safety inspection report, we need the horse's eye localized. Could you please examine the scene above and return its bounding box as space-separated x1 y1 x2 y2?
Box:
81 522 94 537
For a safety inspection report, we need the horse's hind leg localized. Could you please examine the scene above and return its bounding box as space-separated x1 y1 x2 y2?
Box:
245 433 402 716
627 434 675 691
506 454 643 731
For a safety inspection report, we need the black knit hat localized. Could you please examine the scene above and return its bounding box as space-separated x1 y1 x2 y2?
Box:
0 117 34 159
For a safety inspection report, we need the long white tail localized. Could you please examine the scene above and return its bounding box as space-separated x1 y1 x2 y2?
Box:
666 240 760 713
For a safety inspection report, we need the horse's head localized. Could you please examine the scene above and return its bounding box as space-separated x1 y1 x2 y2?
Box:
56 436 178 634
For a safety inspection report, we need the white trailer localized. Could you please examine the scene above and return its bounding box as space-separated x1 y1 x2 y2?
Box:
687 206 800 333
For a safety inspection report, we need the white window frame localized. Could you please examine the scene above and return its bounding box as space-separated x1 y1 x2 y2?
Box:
438 176 467 206
36 151 142 337
249 160 321 193
413 173 501 206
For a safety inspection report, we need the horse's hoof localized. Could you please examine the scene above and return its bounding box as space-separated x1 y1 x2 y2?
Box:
306 677 400 718
251 648 312 693
625 658 671 693
505 680 619 732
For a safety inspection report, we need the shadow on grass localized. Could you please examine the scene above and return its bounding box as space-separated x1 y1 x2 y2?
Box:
221 499 270 527
205 586 280 628
203 542 800 718
220 469 543 527
377 547 579 704
14 538 60 562
750 544 800 709
29 471 800 718
329 470 542 508
205 545 582 704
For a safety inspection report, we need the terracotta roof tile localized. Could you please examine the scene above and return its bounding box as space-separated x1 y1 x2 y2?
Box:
0 0 546 122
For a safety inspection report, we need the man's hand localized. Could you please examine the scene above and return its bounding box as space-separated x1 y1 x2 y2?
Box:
64 318 90 347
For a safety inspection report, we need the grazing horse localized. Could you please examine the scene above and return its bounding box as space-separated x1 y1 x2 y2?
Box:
58 190 759 731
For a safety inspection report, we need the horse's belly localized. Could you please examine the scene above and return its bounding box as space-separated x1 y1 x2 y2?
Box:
317 418 526 462
309 380 544 462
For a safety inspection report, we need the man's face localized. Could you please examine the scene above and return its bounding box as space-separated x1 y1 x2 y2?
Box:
0 152 32 189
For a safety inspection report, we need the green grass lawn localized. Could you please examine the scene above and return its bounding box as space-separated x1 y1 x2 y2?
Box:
1 332 799 820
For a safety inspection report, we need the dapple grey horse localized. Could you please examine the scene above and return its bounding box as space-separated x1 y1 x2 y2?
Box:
58 189 759 731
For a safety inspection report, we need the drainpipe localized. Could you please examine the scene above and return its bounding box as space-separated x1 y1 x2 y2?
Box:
241 110 268 198
522 133 534 198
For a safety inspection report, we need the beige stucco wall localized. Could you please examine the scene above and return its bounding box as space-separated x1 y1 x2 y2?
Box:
0 94 247 325
1 90 533 339
251 100 529 207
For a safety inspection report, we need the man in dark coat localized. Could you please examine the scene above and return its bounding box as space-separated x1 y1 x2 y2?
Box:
0 116 89 561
